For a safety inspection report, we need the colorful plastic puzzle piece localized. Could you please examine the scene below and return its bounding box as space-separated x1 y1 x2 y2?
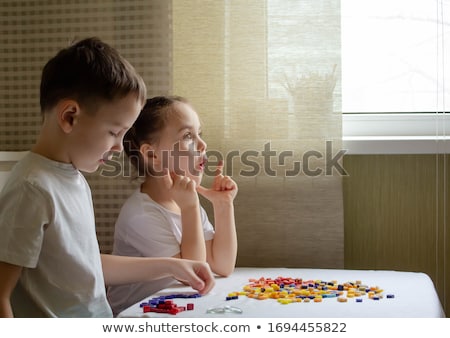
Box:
227 276 394 305
140 293 201 315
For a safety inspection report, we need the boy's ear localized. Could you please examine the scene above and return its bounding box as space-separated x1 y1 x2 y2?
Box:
57 100 80 133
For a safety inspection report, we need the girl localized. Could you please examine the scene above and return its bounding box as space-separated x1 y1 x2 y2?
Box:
107 96 238 315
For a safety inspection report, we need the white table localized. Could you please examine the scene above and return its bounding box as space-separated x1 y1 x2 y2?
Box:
118 267 445 318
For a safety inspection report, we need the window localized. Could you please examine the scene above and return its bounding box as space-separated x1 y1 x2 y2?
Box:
267 1 449 153
341 0 449 153
342 0 449 114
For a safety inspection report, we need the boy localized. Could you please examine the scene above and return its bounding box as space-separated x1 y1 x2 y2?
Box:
0 37 214 317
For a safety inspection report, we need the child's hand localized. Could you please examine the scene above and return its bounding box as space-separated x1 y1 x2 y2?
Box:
171 259 215 295
163 169 199 210
196 161 238 204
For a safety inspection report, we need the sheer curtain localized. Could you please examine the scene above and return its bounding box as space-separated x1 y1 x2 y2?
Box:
173 0 344 268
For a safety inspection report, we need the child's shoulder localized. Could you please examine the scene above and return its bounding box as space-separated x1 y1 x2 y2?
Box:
14 152 75 178
3 151 40 187
118 188 170 221
2 152 84 196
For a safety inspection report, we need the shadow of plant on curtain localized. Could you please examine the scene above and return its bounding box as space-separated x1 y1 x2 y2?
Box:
173 0 344 268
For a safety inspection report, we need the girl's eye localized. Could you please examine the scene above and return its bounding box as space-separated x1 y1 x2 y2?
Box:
109 131 119 137
183 132 193 140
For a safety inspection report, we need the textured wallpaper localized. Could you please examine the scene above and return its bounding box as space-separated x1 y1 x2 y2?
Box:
0 0 172 252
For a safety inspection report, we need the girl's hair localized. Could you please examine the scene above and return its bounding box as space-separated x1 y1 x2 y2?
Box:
40 37 147 114
124 95 189 176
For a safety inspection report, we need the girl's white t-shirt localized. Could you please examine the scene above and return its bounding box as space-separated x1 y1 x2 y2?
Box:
107 188 214 315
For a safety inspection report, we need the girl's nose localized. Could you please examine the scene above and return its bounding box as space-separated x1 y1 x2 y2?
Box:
197 136 207 152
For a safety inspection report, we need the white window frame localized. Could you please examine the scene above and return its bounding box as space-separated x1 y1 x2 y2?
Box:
343 113 450 154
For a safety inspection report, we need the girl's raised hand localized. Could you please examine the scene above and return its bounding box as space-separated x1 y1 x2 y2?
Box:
196 161 238 204
162 169 199 210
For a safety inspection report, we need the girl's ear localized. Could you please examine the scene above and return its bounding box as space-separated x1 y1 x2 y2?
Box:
57 99 80 133
140 143 157 162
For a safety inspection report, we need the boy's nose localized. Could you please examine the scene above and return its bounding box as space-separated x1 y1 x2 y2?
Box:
112 140 123 153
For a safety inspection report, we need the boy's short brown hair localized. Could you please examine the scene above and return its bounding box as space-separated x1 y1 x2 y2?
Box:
40 37 147 114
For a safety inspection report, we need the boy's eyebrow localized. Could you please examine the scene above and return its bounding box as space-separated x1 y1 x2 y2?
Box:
111 121 132 130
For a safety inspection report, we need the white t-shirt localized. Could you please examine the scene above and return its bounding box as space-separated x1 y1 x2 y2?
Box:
0 152 112 317
107 188 215 316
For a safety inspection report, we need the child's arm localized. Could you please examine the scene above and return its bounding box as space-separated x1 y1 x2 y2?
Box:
168 172 206 262
197 164 238 277
0 261 23 318
101 254 215 295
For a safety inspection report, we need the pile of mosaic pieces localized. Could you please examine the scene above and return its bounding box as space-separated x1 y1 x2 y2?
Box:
139 293 201 315
226 276 395 304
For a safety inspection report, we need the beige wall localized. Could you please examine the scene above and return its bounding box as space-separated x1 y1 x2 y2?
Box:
343 154 449 316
